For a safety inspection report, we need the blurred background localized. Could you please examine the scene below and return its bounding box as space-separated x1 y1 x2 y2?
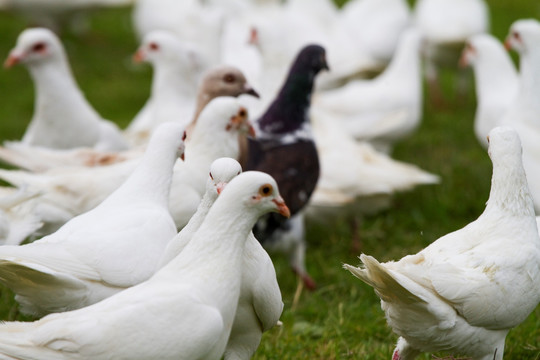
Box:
0 0 538 358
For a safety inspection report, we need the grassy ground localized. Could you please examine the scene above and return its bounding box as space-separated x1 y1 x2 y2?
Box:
0 1 538 359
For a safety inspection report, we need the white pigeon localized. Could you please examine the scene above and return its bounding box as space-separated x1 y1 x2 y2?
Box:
125 30 208 146
0 97 253 233
0 171 290 360
413 0 489 103
344 126 540 360
339 0 411 66
159 158 284 360
308 113 440 220
158 157 243 267
312 29 423 153
0 65 258 173
132 0 224 66
502 19 540 214
0 122 185 317
460 33 518 148
4 28 128 151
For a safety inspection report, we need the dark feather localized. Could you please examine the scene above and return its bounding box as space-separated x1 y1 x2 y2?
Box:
245 44 328 243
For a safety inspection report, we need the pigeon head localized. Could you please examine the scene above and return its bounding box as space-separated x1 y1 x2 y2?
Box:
4 28 64 68
487 126 522 165
193 97 254 141
147 122 187 161
486 126 535 216
257 44 328 135
290 44 329 75
199 65 259 100
207 157 242 197
505 19 540 54
220 171 290 219
460 34 500 68
133 30 205 71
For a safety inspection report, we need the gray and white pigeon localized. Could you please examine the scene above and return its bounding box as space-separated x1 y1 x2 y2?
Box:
245 44 328 289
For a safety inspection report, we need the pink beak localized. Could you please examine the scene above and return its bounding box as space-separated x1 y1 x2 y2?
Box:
503 38 513 51
216 182 226 195
4 54 20 68
273 197 290 218
133 49 145 63
458 49 469 68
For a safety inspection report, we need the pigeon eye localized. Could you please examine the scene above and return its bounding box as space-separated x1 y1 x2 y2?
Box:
149 42 159 51
182 131 187 141
238 108 247 117
209 172 213 180
513 32 521 40
32 42 46 53
258 184 273 197
224 74 236 83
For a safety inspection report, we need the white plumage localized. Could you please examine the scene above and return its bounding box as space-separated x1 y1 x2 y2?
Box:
501 19 540 214
312 29 423 154
0 171 289 360
125 30 208 146
4 28 128 151
0 187 43 246
159 158 283 360
0 97 252 233
344 126 540 360
0 122 184 317
308 112 439 219
460 33 518 148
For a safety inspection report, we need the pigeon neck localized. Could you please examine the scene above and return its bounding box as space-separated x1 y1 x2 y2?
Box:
152 61 197 100
157 189 216 268
181 125 240 194
29 58 92 115
158 194 260 315
108 139 178 207
379 34 421 88
473 48 518 107
258 69 314 134
186 121 240 163
484 152 535 217
517 47 540 111
192 92 212 124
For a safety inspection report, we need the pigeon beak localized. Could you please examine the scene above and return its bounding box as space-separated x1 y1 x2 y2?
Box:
243 84 260 98
503 38 513 51
458 48 470 68
216 182 226 195
227 106 254 136
322 55 330 71
133 49 145 63
273 197 290 218
4 54 20 68
323 61 330 71
248 27 259 46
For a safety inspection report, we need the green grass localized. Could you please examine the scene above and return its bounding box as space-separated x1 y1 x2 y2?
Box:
0 1 539 359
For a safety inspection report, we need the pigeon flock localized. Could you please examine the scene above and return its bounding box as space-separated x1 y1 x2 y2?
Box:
0 0 538 359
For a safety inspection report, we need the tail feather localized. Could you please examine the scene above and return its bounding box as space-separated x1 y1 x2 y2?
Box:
0 143 47 172
344 254 424 305
0 324 69 360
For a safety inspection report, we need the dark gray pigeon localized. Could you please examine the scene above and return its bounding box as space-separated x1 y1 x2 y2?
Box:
244 44 329 290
